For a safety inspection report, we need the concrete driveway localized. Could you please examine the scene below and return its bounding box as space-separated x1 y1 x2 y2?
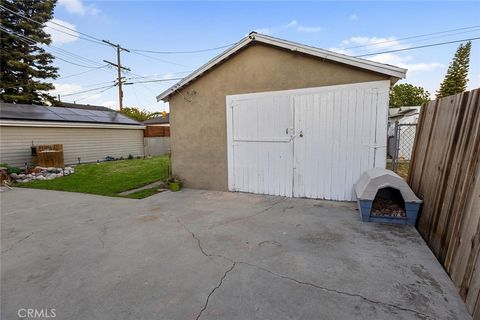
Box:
1 188 471 320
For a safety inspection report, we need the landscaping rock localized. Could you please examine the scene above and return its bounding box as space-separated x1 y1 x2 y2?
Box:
8 165 75 183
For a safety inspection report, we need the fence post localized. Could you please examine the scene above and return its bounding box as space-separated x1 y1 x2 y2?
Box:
392 121 400 172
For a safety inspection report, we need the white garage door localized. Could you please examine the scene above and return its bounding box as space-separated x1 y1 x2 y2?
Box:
226 80 389 201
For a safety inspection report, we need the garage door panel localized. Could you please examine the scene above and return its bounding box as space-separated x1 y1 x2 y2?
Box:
227 80 389 201
230 96 294 196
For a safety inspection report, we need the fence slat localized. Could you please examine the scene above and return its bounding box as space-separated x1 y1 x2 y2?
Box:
144 125 170 137
408 89 480 317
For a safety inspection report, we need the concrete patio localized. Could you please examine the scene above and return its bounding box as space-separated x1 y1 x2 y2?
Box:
0 188 471 319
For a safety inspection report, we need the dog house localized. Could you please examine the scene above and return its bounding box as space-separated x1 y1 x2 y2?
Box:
355 168 422 225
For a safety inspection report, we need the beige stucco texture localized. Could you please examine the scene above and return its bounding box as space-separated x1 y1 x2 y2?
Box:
168 43 394 191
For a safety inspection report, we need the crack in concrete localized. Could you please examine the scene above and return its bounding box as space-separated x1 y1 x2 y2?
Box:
196 263 236 320
1 232 34 255
98 224 107 248
177 219 234 263
238 261 432 319
208 197 287 230
177 218 434 320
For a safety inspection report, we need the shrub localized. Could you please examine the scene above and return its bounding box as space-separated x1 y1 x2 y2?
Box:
0 163 22 174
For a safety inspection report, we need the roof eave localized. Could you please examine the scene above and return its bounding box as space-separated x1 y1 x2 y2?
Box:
156 32 407 102
156 35 254 102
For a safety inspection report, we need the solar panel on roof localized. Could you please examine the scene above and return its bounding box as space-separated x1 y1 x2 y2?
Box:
0 103 141 125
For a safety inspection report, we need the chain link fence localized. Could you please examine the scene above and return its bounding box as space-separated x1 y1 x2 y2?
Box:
390 122 417 174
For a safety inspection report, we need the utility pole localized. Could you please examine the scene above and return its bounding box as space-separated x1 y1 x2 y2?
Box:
102 40 130 112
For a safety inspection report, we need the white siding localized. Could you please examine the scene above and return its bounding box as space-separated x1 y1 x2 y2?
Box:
226 80 389 201
0 125 145 167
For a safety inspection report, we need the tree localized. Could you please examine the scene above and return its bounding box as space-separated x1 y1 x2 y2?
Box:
436 41 471 98
389 83 430 108
0 0 59 104
122 107 161 122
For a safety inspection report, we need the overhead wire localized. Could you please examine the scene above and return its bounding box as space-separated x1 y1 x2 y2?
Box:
60 84 118 97
342 25 480 51
356 36 480 57
130 43 235 54
72 85 116 102
0 4 109 47
56 65 110 80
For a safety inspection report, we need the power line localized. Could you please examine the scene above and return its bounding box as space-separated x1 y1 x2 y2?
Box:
0 4 109 47
72 85 116 103
57 65 110 80
131 51 193 68
61 84 117 97
124 71 192 80
356 36 480 57
130 43 235 54
124 78 183 85
343 25 480 51
0 25 116 77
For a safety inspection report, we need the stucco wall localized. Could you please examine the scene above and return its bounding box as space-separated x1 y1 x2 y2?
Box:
0 125 145 167
169 43 392 191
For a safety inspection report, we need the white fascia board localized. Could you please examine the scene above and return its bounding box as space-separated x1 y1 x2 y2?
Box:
253 34 407 78
156 36 253 102
156 33 407 102
0 120 146 130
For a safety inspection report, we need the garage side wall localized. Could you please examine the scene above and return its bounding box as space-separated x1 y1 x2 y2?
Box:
169 43 391 191
0 125 145 167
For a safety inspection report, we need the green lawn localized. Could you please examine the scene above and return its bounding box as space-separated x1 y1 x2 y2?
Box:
17 156 170 199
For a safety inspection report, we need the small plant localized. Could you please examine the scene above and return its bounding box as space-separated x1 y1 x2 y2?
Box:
168 175 182 192
0 163 22 175
128 154 134 160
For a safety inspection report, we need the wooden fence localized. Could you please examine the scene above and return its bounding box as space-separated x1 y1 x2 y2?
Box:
144 125 170 137
408 89 480 317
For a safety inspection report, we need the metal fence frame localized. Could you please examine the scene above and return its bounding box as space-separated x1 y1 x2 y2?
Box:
391 121 417 172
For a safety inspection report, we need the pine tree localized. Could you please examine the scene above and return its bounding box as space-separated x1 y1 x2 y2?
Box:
436 41 471 98
0 0 59 105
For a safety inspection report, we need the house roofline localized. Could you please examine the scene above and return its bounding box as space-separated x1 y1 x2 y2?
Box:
156 32 407 102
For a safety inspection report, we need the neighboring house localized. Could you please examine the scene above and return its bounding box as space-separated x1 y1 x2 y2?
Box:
143 114 170 126
0 102 145 167
387 106 421 160
157 32 407 201
388 106 421 127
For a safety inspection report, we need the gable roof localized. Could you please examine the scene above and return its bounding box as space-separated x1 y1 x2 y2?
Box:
157 32 407 102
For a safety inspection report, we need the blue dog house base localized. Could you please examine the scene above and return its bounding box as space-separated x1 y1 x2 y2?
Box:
355 169 422 226
357 199 421 225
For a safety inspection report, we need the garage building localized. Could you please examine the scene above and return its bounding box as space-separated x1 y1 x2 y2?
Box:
0 103 145 167
157 32 407 200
